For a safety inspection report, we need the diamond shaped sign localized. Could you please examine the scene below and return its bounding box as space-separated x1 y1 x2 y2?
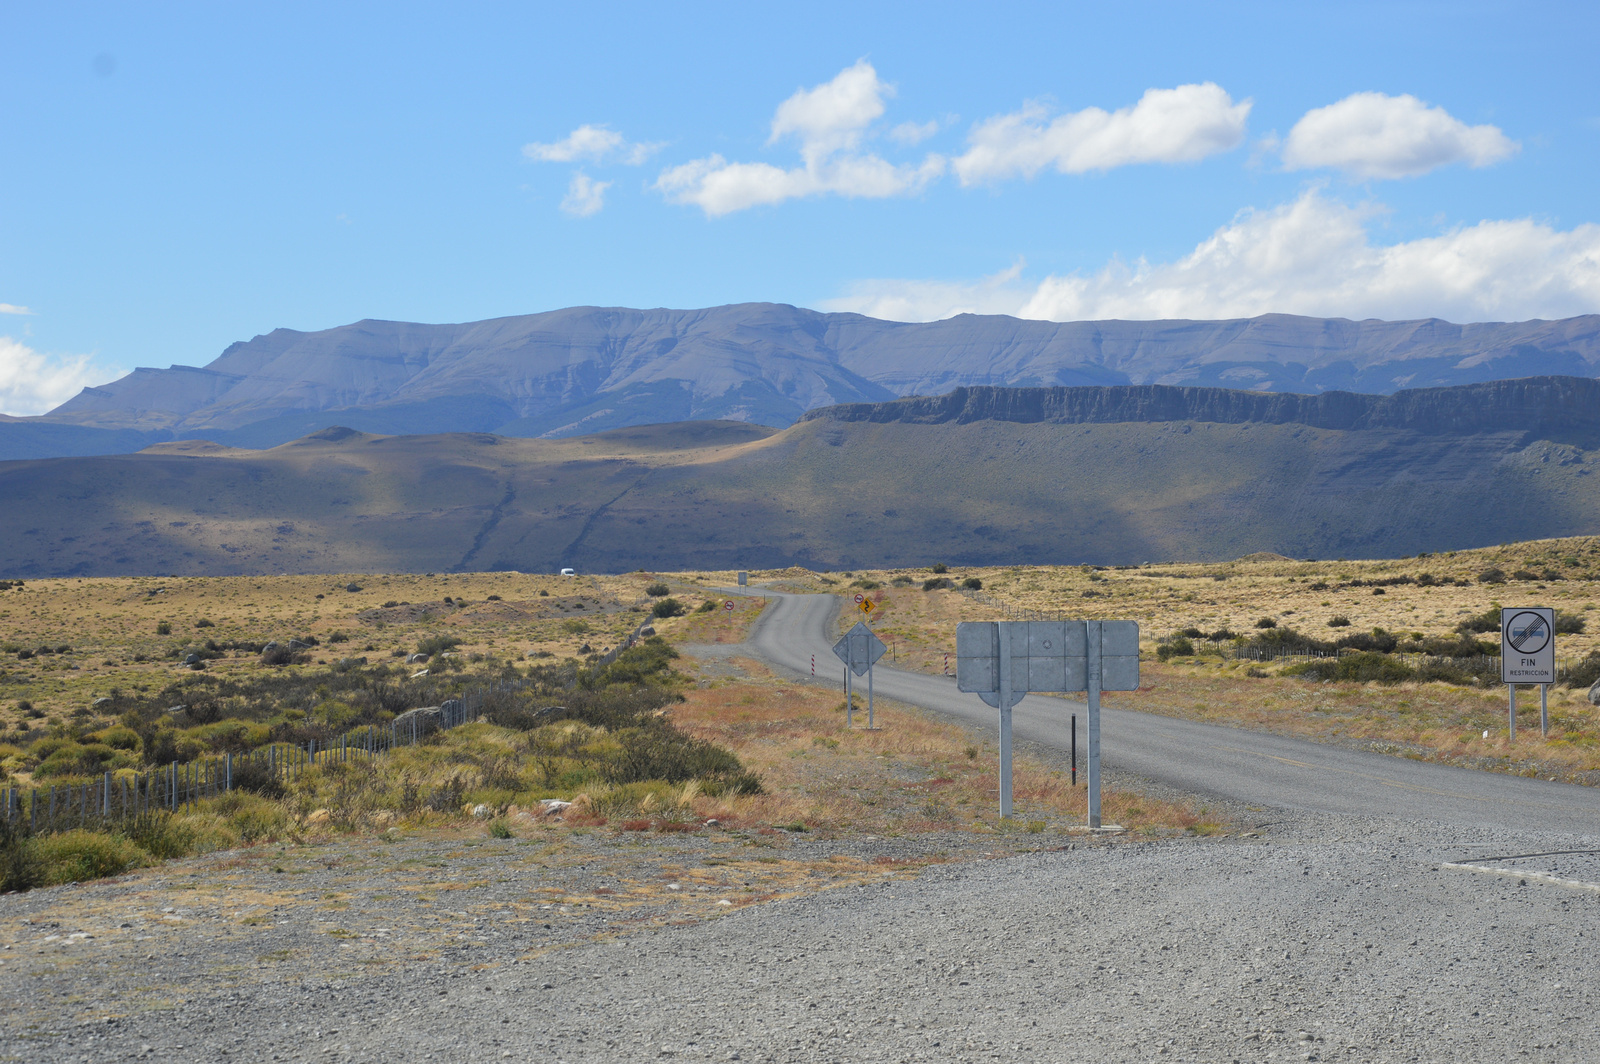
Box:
832 621 887 677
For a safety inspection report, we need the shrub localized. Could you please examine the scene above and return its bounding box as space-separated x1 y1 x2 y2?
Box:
1286 652 1415 685
851 579 882 590
119 810 198 861
651 597 686 619
228 755 286 798
1156 637 1195 661
561 619 591 635
489 819 514 839
922 577 951 592
416 634 463 657
33 830 148 884
696 600 718 613
0 819 43 892
1555 612 1587 635
1327 615 1351 628
890 576 913 587
1254 617 1277 629
931 563 948 574
156 621 172 636
645 583 670 597
962 577 983 590
1179 627 1204 639
195 619 215 628
1565 653 1600 690
1477 568 1506 584
1456 608 1501 635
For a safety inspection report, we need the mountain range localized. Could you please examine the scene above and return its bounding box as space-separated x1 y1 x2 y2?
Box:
3 377 1597 577
5 304 1599 460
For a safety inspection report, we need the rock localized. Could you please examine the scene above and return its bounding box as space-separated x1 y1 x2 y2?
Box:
92 697 113 707
394 706 444 736
705 818 720 827
1589 678 1600 706
471 804 491 819
406 652 429 664
639 626 656 637
262 641 278 651
287 639 311 650
539 799 572 816
345 582 361 592
336 656 368 668
411 669 429 678
183 652 200 665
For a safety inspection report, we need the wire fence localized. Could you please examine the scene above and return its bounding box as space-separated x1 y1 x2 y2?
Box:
0 619 657 838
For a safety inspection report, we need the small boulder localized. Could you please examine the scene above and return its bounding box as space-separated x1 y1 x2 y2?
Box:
406 652 429 664
345 582 361 592
471 804 491 819
539 799 572 817
92 696 113 707
1589 678 1600 707
394 706 444 736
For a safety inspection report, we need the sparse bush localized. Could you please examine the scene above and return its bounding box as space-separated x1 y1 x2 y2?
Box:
1327 615 1351 628
1157 636 1195 661
922 577 951 592
931 563 948 574
489 819 514 839
1286 652 1415 685
1565 653 1600 690
1477 568 1506 584
696 600 718 613
890 576 913 587
962 577 983 590
1254 617 1277 629
1179 627 1204 639
561 619 591 635
195 619 215 628
651 597 686 619
645 583 670 597
415 634 462 657
156 621 172 635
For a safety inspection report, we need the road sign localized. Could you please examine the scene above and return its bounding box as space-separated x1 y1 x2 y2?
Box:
737 571 748 587
832 622 888 729
1501 607 1555 684
723 600 735 611
859 598 876 615
832 621 886 676
956 619 1140 827
853 593 865 604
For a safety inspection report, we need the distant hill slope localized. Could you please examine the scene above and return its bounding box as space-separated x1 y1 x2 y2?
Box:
3 378 1598 577
5 304 1598 459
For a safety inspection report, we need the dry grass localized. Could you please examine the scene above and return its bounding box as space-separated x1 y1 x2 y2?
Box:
667 655 1213 838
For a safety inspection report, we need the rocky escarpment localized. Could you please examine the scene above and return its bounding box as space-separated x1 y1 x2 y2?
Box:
802 376 1600 443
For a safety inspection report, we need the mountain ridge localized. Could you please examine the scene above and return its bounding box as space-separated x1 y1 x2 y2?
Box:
7 303 1600 460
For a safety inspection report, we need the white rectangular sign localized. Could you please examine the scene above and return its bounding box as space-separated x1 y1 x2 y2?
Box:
1501 607 1555 684
956 620 1140 695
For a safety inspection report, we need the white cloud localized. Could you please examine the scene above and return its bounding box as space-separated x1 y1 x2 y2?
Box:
655 61 946 216
952 83 1250 185
890 119 942 146
523 124 660 165
823 189 1600 324
1283 92 1518 179
0 336 118 416
0 303 32 315
560 173 610 217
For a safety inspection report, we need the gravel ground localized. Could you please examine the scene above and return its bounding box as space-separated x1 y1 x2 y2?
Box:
5 812 1599 1063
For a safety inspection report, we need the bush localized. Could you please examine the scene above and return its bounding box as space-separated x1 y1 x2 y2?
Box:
922 577 951 592
645 583 670 597
1255 617 1277 629
32 830 148 884
1327 615 1351 628
227 755 286 798
696 600 718 613
651 597 686 619
156 621 172 636
931 563 948 574
415 634 461 657
1157 637 1195 661
1179 627 1204 639
1477 568 1506 584
1566 654 1600 690
962 577 983 590
119 810 197 861
1555 612 1587 635
195 619 215 628
561 619 591 635
1286 652 1415 685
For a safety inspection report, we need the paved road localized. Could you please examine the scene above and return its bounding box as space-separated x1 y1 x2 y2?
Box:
736 588 1600 835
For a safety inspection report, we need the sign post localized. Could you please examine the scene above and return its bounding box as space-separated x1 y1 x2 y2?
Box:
1501 607 1555 742
832 622 887 731
956 620 1139 826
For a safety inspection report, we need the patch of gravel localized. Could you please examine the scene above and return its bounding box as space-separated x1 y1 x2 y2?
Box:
6 813 1600 1062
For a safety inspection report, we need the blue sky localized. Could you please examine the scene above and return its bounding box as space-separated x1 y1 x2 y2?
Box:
3 1 1598 413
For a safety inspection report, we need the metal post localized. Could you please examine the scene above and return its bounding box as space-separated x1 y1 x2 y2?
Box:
1071 714 1077 786
998 624 1013 820
867 662 875 730
1088 619 1103 829
1541 684 1549 738
1508 684 1516 743
846 666 853 729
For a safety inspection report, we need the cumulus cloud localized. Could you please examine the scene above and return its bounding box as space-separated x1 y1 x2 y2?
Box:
0 303 32 315
1283 92 1518 179
823 189 1600 324
0 336 117 416
560 173 610 217
523 124 660 165
890 119 942 146
655 60 946 216
952 83 1250 185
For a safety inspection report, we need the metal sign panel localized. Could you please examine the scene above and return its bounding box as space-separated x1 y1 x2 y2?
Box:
956 620 1140 699
737 571 748 587
832 621 887 677
1501 607 1555 684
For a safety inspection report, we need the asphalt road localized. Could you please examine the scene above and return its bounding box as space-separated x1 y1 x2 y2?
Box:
737 588 1600 835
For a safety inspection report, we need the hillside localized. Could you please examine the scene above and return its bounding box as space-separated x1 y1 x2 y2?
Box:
2 379 1597 577
6 304 1599 459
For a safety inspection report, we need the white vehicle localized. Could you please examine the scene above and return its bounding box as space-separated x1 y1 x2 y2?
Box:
559 567 576 576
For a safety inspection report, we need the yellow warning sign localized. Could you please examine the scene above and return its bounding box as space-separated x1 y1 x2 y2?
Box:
859 598 877 615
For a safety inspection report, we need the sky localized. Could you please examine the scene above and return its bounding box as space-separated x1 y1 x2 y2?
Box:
2 1 1599 414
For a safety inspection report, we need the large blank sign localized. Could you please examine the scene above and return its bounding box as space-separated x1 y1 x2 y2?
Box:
956 620 1140 702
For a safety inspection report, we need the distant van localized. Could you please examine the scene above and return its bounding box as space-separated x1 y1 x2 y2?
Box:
559 567 575 576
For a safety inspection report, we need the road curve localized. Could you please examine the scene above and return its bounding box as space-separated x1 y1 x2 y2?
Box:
733 588 1600 835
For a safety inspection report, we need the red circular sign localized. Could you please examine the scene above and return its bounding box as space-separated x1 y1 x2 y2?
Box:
724 601 735 611
854 594 865 604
